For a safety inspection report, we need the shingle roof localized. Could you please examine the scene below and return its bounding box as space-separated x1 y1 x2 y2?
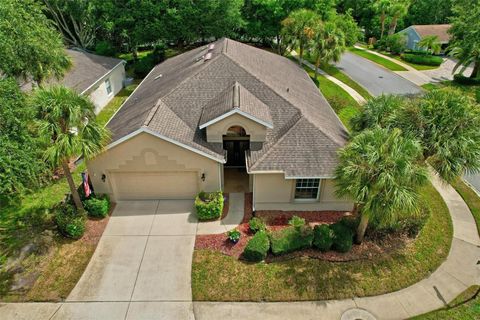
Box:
19 49 124 93
199 82 273 128
107 38 349 177
412 24 451 43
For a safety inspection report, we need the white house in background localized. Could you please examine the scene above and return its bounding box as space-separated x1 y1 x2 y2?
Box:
62 49 126 114
20 48 126 114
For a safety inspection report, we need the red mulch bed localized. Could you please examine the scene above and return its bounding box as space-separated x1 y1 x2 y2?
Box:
81 203 114 245
195 194 412 262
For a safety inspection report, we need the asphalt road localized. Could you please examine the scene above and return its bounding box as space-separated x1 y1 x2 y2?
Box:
464 174 480 195
336 52 423 96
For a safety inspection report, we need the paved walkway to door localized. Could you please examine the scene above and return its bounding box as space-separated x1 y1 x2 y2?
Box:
1 176 479 319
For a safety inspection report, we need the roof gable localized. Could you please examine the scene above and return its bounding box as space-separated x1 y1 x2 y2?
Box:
411 24 451 42
199 82 273 129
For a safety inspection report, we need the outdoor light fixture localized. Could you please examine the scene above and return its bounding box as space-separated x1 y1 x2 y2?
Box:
201 173 206 181
101 174 106 182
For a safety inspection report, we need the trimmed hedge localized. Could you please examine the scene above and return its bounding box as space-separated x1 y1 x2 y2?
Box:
269 225 314 255
330 222 354 253
55 203 87 239
313 224 334 251
84 196 110 218
195 191 224 221
401 53 443 66
243 231 270 262
453 74 480 85
249 217 266 234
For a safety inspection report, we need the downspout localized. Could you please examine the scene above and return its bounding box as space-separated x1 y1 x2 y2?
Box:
252 174 256 215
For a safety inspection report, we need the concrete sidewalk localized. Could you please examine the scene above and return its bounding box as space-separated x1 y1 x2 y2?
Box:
1 176 479 319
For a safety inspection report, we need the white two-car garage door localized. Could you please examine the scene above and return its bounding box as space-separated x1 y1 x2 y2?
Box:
111 172 199 200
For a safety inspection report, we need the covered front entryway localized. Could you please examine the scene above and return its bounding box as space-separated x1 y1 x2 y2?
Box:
111 171 199 200
223 125 249 168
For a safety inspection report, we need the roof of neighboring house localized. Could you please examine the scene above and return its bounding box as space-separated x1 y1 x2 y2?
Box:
20 49 124 93
107 38 348 178
410 24 452 42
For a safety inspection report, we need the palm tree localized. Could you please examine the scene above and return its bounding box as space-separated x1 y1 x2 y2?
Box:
33 86 110 211
281 9 320 66
418 35 441 55
449 46 480 79
335 128 428 243
310 21 346 79
387 0 410 35
373 0 391 39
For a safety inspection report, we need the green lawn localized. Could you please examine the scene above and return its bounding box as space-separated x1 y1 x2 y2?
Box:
411 285 480 319
302 67 361 130
421 81 480 100
192 182 452 301
349 47 408 71
451 179 480 236
96 80 140 126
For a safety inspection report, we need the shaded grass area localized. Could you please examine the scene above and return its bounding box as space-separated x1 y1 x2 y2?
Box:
192 182 452 301
301 66 361 130
411 285 480 319
451 179 480 236
96 80 140 126
303 53 372 100
349 47 407 71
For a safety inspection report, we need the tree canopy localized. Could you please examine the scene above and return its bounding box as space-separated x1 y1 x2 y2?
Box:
0 0 70 84
0 78 47 198
448 0 480 79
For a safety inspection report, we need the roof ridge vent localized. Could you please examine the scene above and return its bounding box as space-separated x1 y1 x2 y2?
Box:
233 82 240 108
208 44 215 51
204 52 212 62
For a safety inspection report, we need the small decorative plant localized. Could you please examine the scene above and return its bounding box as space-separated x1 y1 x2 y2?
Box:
227 229 241 243
248 217 266 234
288 215 306 229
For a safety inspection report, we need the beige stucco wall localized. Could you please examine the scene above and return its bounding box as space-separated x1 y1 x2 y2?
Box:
87 132 222 201
86 63 126 114
206 113 267 143
253 173 353 211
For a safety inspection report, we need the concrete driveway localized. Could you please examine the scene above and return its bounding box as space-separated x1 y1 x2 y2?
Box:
336 52 423 96
64 200 198 319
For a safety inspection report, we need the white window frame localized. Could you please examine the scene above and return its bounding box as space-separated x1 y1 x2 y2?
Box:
294 178 321 202
105 78 112 95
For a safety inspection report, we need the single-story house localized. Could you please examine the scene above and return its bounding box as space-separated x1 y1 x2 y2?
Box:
21 48 126 114
87 38 353 212
398 24 451 51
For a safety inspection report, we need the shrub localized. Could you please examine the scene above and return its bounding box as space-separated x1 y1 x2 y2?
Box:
243 231 270 262
330 222 353 253
385 34 406 55
476 89 480 103
227 229 241 243
95 41 116 56
453 74 480 85
55 203 86 239
249 217 266 233
269 225 313 255
152 43 167 64
313 224 334 251
195 191 224 221
288 215 306 229
401 53 443 66
133 55 155 78
84 196 110 218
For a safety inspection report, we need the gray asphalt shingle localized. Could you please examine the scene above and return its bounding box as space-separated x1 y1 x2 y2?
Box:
107 38 349 177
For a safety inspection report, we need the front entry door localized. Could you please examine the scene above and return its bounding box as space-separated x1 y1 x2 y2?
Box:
224 140 249 167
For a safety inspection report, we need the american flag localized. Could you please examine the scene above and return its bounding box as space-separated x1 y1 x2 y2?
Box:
82 172 91 198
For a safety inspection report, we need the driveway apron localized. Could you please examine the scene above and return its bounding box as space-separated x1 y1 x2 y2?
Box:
64 200 197 318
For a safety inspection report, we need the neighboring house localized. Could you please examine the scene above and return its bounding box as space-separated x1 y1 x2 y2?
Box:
21 48 126 114
87 38 353 212
399 24 451 51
